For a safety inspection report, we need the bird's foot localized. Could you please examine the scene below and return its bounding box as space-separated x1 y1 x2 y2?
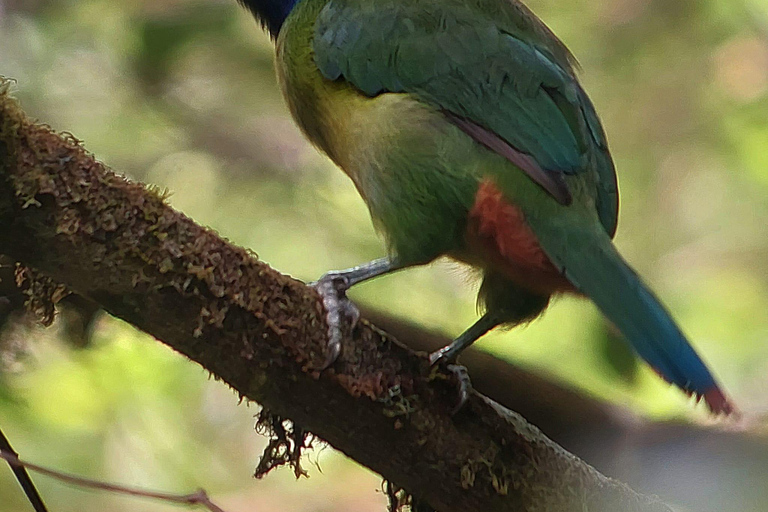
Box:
426 314 499 413
429 350 472 414
311 271 361 370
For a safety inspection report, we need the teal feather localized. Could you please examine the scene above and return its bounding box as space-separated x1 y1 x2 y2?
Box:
313 0 617 235
527 217 728 407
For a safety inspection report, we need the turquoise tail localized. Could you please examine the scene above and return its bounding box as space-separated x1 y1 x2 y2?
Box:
550 227 734 415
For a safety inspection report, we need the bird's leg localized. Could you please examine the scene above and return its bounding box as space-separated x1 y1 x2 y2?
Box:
312 257 404 369
429 313 499 365
429 313 500 412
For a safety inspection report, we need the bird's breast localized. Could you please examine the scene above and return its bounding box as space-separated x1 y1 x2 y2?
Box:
275 17 372 183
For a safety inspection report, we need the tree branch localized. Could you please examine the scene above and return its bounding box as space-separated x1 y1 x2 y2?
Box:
0 79 671 512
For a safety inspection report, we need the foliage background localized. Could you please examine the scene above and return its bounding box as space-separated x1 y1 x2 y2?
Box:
1 0 767 510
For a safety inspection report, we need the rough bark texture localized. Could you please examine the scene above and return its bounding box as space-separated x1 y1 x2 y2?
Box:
0 80 671 512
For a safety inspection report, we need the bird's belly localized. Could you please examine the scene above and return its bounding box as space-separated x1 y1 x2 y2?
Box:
277 57 482 262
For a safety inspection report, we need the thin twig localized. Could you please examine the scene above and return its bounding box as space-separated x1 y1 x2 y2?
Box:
0 449 228 512
0 428 48 512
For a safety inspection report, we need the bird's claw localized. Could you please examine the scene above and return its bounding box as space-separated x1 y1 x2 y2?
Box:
446 363 472 414
428 345 450 366
311 272 361 370
429 350 472 414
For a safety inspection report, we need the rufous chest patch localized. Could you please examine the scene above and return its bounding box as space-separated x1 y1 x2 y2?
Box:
467 179 573 294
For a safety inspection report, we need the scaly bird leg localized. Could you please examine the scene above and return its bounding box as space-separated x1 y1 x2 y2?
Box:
429 313 500 412
312 257 405 369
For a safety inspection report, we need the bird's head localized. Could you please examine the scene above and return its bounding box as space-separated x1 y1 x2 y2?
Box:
238 0 298 38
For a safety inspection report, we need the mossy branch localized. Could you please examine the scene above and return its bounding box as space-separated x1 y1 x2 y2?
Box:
0 79 671 512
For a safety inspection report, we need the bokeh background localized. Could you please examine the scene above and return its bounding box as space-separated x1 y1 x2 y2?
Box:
1 0 767 510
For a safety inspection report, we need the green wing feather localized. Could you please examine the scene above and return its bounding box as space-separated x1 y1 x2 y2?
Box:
313 0 618 235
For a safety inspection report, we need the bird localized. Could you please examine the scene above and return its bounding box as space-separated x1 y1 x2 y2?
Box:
237 0 735 414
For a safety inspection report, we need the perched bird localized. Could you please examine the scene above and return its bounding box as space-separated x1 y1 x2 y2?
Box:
238 0 734 414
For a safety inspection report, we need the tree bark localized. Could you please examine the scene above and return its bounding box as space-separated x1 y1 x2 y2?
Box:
0 79 671 512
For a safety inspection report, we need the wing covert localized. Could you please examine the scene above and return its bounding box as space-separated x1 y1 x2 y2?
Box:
313 0 618 233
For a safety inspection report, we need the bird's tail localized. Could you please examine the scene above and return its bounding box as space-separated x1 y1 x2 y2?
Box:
546 224 735 415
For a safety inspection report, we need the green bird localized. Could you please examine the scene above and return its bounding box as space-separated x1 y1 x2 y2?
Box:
238 0 734 414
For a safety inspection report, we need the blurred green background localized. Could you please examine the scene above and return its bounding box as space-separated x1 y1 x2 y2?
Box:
1 0 767 510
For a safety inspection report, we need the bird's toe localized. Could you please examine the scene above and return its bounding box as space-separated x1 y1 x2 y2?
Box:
311 274 361 370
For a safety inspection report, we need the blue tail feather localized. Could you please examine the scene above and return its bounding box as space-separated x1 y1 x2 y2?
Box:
550 228 733 414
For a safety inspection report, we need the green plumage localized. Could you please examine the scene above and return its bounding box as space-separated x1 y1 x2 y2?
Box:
265 0 732 411
277 0 608 262
312 0 618 234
